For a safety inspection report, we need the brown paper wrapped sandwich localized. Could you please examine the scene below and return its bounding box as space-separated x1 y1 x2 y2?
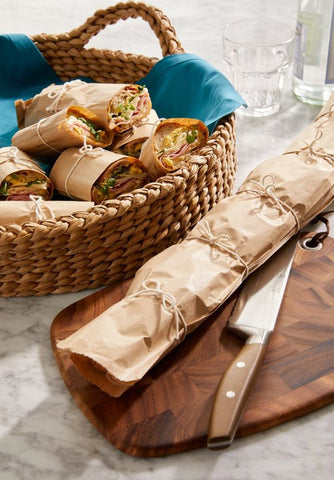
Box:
0 196 94 226
139 118 209 180
50 146 150 203
0 146 53 200
12 106 114 160
57 94 334 398
112 109 160 158
15 81 152 134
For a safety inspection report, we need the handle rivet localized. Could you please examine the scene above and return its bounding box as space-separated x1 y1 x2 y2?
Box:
226 391 235 398
236 361 246 368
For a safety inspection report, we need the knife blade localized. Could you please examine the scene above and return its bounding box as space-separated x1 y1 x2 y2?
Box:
207 235 299 450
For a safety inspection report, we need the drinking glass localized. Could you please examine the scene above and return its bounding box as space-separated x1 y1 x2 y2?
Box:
222 19 295 117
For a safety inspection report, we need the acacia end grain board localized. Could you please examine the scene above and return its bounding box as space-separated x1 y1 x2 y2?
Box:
50 234 334 457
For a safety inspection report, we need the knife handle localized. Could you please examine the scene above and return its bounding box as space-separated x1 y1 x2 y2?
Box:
207 342 268 450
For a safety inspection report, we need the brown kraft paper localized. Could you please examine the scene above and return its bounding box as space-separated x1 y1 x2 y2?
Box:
15 81 152 133
57 94 334 398
50 146 149 202
12 106 114 160
0 197 94 226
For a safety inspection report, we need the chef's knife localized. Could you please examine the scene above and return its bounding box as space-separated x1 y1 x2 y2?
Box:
207 235 299 450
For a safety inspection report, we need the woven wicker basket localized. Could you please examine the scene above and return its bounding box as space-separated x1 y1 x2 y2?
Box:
0 1 237 297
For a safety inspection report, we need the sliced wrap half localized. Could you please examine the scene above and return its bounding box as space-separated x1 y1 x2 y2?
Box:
0 147 53 201
140 118 209 180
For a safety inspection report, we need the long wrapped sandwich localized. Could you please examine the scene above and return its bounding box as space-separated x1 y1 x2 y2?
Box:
50 146 150 203
139 118 209 180
12 106 114 160
15 81 152 134
0 147 53 200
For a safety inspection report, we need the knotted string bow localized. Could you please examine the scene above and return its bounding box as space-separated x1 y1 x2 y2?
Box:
45 80 85 114
0 146 34 169
238 174 300 233
29 194 55 221
64 141 104 198
285 103 334 166
188 219 249 277
127 279 187 341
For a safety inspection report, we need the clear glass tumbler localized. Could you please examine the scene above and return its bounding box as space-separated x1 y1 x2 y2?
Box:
222 19 295 117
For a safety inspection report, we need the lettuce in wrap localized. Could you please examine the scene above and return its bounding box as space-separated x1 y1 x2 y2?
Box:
0 170 53 201
91 157 149 203
140 118 209 180
109 85 152 134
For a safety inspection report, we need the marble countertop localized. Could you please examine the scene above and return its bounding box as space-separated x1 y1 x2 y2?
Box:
1 0 333 479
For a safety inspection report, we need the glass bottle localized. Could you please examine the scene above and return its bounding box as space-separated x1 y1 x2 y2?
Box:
293 0 334 105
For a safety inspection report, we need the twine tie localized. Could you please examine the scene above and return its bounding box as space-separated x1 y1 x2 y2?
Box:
285 103 334 166
188 219 249 277
45 80 85 114
238 174 300 233
64 141 104 198
36 118 62 154
127 279 187 341
29 195 55 221
299 131 333 166
0 146 34 169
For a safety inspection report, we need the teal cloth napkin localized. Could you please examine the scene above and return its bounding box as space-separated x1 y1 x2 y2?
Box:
0 34 62 147
137 53 245 133
0 34 92 148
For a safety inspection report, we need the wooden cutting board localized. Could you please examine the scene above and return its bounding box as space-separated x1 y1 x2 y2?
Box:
50 232 334 457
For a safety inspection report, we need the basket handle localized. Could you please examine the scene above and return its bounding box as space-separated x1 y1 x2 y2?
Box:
67 1 185 56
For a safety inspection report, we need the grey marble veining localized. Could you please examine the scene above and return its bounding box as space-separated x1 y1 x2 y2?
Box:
1 1 334 479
